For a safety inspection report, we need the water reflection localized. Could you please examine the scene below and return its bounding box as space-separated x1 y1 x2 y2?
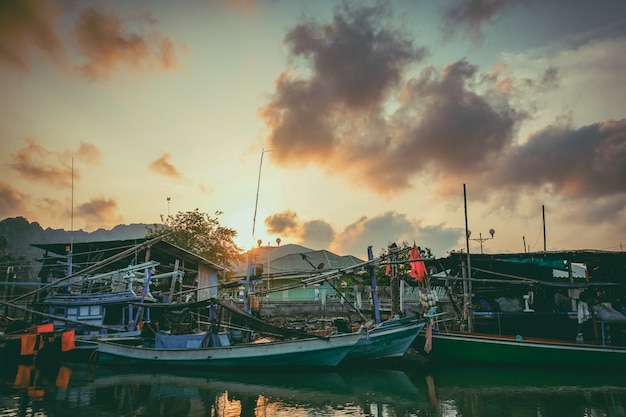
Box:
1 360 625 417
425 364 626 417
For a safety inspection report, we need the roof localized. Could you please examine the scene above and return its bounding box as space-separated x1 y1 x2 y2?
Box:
444 250 626 284
32 238 225 281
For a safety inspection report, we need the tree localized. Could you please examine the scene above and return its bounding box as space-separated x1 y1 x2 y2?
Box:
145 209 244 270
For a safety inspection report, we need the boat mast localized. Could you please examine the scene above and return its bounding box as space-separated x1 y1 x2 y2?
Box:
463 184 473 333
66 157 74 277
367 246 381 324
542 204 546 252
244 148 272 314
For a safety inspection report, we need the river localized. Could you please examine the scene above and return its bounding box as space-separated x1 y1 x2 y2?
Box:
1 356 624 417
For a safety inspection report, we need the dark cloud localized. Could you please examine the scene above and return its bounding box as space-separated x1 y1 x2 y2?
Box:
0 182 30 218
337 212 464 258
0 0 65 70
382 60 522 192
442 0 529 39
260 2 426 169
73 5 178 80
75 196 122 229
301 220 335 249
265 210 300 235
265 211 334 249
493 119 626 197
266 210 463 257
149 153 182 179
261 5 526 195
284 3 423 111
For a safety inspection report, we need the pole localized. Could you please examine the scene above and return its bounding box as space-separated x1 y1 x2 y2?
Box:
542 205 546 252
246 148 272 314
367 246 381 324
252 148 272 239
463 184 473 333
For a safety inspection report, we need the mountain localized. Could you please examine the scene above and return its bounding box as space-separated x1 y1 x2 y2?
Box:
0 217 152 262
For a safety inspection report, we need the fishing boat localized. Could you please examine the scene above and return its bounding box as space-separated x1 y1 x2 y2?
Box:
95 297 362 368
341 314 428 362
97 331 361 368
417 330 626 368
0 237 191 358
416 184 626 369
417 250 626 369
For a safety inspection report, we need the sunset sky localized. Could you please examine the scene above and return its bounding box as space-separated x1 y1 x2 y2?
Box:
1 0 625 259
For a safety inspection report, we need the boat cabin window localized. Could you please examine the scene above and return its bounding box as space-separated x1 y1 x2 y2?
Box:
52 307 65 316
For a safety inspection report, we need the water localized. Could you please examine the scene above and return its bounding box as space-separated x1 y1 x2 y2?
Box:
1 358 625 417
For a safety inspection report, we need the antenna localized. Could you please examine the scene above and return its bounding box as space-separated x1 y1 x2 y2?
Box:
251 148 272 239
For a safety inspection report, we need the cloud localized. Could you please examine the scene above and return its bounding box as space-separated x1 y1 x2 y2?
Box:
0 0 65 70
259 2 426 171
149 153 183 179
0 182 30 218
332 211 465 257
265 210 335 249
8 138 102 188
74 196 123 229
442 0 529 40
265 210 463 257
76 141 102 163
262 36 526 195
73 4 178 80
384 59 524 194
491 119 626 197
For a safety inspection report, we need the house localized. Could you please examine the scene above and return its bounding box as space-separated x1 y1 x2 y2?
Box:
32 238 226 302
230 244 366 303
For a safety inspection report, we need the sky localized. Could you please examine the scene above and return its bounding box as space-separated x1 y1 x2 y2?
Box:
1 0 626 259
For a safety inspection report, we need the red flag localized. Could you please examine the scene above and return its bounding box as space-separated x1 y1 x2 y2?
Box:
409 244 427 281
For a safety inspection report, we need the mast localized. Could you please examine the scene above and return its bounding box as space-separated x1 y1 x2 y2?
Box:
367 246 381 324
542 204 546 252
463 184 473 332
243 148 272 314
66 158 74 277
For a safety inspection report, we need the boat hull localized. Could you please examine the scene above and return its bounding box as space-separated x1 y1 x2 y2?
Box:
345 317 426 361
418 331 626 369
97 332 362 368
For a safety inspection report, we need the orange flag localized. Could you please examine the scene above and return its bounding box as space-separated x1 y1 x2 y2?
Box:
61 330 75 352
37 323 54 333
20 334 38 356
409 244 427 281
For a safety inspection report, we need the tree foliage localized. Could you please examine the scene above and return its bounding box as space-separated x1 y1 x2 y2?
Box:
145 209 244 269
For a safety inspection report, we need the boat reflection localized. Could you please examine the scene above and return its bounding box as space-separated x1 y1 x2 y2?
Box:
0 362 425 417
422 364 626 417
1 361 625 417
